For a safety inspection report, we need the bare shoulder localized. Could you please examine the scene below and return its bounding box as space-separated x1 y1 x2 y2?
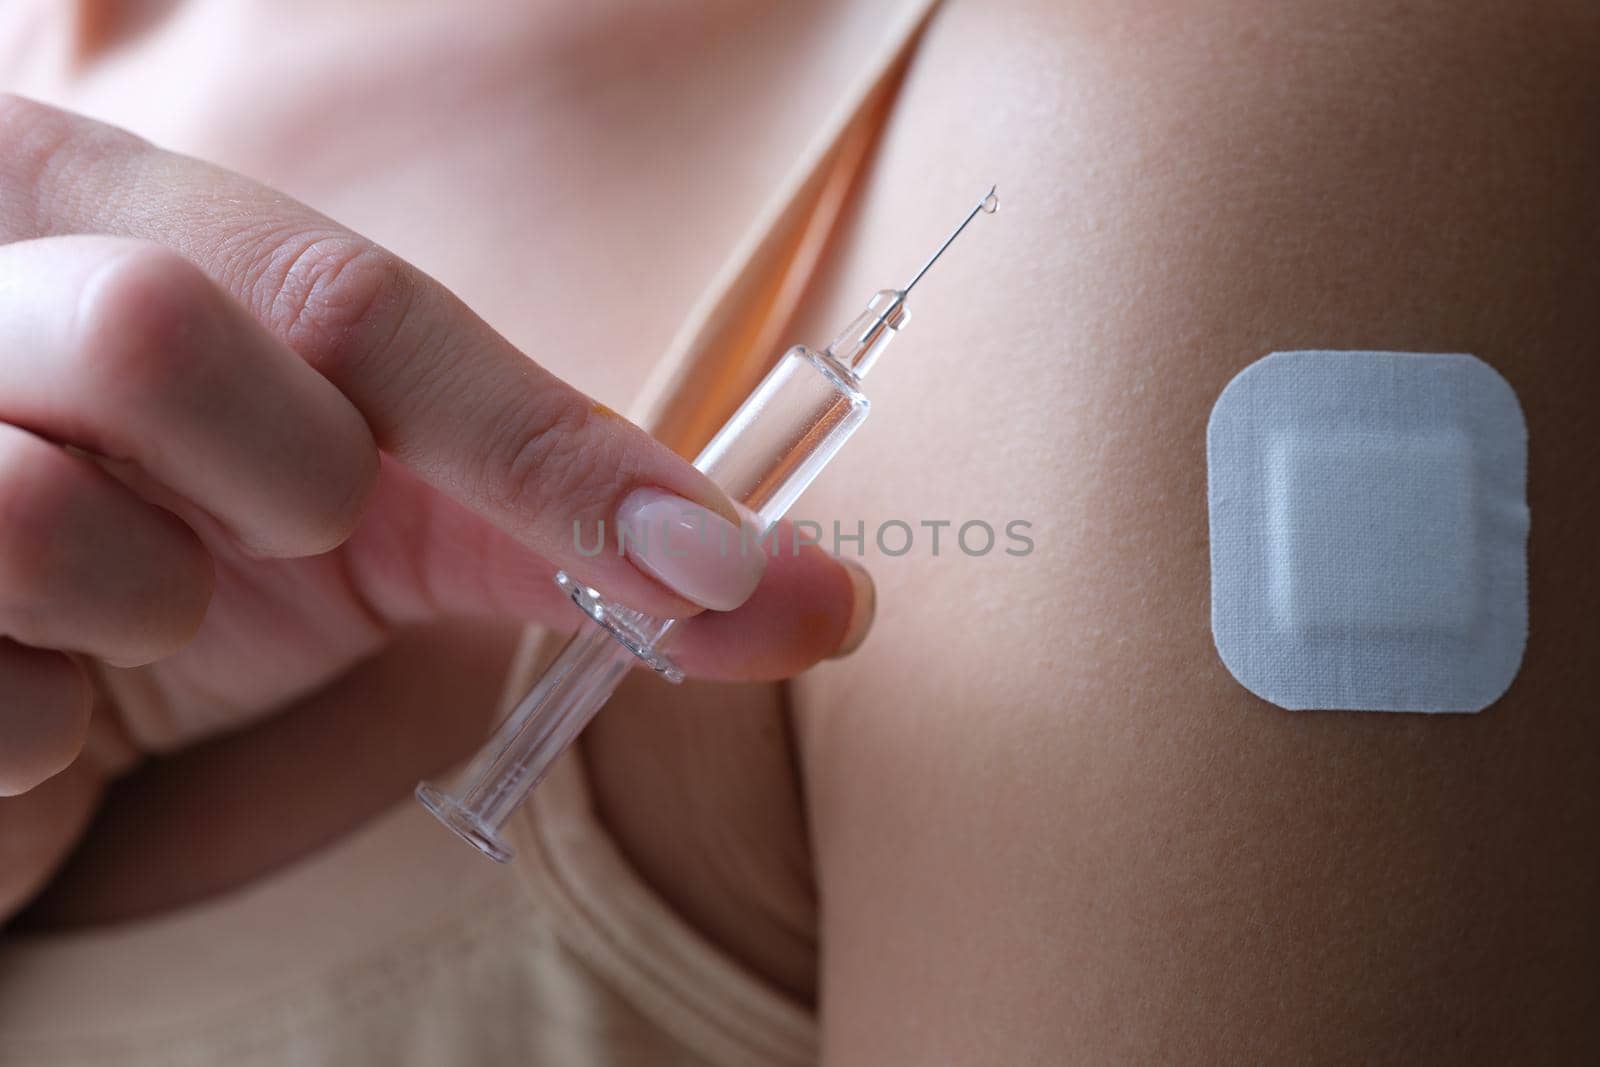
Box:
789 0 1599 1062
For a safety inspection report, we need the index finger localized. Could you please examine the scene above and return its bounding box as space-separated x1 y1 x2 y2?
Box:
0 95 749 618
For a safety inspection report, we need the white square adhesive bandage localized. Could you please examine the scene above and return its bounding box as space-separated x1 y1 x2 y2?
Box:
1206 351 1529 713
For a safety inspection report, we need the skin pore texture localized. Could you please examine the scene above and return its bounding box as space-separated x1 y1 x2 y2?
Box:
3 0 1599 1063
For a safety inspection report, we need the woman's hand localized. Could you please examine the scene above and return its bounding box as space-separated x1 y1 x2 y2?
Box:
0 96 869 916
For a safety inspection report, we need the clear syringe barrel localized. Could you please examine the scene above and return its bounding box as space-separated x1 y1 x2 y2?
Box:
417 292 905 861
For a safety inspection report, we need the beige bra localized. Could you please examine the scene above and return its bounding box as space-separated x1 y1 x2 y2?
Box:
0 3 938 1063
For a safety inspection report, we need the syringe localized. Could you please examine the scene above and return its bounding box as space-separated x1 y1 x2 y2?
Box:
418 186 998 861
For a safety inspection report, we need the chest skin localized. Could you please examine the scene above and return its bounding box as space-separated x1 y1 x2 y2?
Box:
4 0 889 999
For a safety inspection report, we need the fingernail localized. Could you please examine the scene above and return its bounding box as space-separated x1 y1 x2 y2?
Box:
830 557 876 659
616 488 765 611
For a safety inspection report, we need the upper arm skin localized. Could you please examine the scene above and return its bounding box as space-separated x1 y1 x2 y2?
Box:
788 1 1600 1062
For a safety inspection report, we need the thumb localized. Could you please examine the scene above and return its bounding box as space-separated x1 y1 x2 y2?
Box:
346 463 873 681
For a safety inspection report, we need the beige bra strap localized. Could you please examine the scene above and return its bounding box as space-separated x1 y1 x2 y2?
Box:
496 0 942 703
499 2 942 1064
631 0 943 456
497 0 943 715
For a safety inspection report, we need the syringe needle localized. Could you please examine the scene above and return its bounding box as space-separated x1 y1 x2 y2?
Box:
900 184 999 297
